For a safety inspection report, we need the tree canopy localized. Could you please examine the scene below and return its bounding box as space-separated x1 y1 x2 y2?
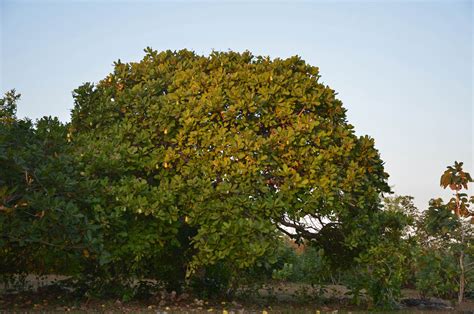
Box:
70 48 391 273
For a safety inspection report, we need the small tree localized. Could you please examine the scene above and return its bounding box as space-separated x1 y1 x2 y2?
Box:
439 161 473 304
0 90 99 284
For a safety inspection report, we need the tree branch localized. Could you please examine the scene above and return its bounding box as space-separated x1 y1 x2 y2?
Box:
278 218 318 240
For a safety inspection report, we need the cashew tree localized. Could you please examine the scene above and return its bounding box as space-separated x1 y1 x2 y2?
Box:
69 48 391 284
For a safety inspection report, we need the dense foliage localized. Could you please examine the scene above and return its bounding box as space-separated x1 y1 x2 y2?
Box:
69 48 390 276
0 90 99 280
1 49 472 309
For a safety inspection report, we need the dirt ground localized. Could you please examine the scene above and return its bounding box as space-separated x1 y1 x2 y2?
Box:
1 276 473 312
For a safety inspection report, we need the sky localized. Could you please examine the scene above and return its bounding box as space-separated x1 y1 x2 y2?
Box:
1 0 472 210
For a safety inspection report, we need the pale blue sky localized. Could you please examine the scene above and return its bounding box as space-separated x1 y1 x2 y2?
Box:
1 0 472 209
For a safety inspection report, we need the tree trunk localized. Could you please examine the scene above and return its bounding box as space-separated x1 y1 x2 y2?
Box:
458 225 465 305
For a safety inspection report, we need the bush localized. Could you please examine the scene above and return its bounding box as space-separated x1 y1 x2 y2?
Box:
272 245 332 285
347 242 407 309
415 249 458 299
0 90 99 281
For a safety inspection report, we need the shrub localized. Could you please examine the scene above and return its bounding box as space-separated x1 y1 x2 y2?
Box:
0 91 99 283
415 249 458 299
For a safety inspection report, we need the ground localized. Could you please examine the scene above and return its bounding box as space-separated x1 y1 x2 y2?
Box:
1 277 473 312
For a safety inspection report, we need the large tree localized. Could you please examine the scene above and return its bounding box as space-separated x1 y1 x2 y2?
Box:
70 48 391 276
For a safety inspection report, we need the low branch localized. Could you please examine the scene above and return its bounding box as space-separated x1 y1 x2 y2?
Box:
276 225 295 238
278 218 318 240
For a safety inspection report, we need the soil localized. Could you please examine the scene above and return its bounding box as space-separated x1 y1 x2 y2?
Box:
1 276 473 312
